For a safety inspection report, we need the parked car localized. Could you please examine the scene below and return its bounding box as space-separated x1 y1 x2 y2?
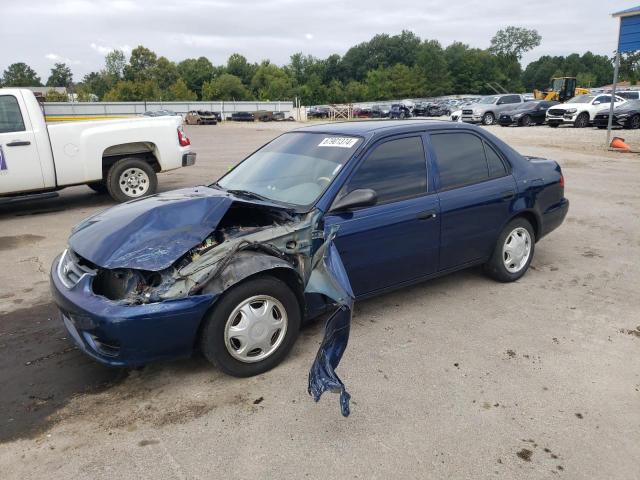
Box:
185 110 218 125
498 101 559 127
616 90 640 101
371 104 391 118
461 94 525 125
427 102 451 117
546 94 626 128
308 106 330 119
0 88 196 204
389 103 412 119
230 111 255 122
353 106 373 118
51 120 568 390
593 100 640 129
412 102 430 117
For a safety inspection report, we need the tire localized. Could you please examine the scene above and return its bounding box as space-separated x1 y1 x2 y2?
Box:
626 114 640 129
520 115 531 127
106 157 157 203
483 218 535 283
200 275 301 377
482 112 495 125
400 112 406 119
574 112 589 128
87 181 108 194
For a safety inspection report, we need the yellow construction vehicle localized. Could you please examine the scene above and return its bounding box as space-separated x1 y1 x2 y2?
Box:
533 77 590 103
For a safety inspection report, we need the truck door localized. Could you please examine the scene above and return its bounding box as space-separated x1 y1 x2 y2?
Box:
0 93 44 194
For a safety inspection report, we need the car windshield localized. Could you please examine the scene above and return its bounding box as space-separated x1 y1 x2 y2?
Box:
215 132 363 208
567 94 596 104
477 96 498 104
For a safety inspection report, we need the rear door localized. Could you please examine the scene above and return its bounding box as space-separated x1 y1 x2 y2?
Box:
324 134 440 296
427 131 516 271
0 93 43 194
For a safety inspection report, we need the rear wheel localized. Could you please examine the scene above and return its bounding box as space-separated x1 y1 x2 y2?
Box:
200 276 301 377
482 112 495 125
574 112 589 128
483 218 535 283
106 157 157 203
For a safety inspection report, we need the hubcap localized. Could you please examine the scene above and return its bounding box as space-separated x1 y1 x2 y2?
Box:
502 227 532 273
119 168 150 197
224 295 288 363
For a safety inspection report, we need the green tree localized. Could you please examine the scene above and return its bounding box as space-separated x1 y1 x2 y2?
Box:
2 62 42 86
79 71 113 100
152 56 179 90
202 74 250 100
164 78 197 100
365 64 419 99
123 46 158 81
44 90 68 102
251 62 293 100
415 40 451 96
103 79 160 101
105 49 127 79
489 26 541 60
344 80 367 102
177 57 214 98
226 53 256 86
46 63 73 87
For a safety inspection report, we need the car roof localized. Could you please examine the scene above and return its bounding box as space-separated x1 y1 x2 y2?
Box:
295 119 463 136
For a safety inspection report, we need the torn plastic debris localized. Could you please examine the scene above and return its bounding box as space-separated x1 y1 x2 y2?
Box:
306 226 354 417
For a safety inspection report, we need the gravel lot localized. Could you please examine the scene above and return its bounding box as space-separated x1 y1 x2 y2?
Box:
1 120 639 479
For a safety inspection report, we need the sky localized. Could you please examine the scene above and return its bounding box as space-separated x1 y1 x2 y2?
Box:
1 0 635 82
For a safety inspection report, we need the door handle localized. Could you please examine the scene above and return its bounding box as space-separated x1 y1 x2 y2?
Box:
417 209 437 220
501 190 515 200
6 140 31 147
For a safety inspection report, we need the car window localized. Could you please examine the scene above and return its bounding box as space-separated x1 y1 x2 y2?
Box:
595 95 611 104
619 91 639 100
503 95 521 104
430 132 491 189
484 142 507 178
0 95 26 134
343 136 427 204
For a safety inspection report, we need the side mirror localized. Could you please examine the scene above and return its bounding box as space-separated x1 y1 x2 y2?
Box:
330 188 377 212
593 101 601 105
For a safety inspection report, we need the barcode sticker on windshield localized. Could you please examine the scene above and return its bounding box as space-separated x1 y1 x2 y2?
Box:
318 137 358 148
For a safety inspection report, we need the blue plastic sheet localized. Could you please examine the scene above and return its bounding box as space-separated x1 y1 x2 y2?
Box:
306 233 355 417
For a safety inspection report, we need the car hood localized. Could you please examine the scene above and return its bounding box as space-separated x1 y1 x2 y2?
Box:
501 108 531 116
68 187 278 271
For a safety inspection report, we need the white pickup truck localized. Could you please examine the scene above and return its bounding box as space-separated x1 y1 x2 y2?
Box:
0 88 196 203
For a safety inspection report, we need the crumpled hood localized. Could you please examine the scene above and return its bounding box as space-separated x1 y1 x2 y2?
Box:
69 187 237 271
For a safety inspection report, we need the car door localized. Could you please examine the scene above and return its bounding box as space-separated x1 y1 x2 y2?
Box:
323 134 440 296
0 93 43 195
427 131 516 271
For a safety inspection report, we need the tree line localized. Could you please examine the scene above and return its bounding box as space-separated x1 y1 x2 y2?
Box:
0 27 620 104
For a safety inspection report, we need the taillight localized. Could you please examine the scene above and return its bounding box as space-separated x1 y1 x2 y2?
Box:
178 128 190 146
559 174 565 188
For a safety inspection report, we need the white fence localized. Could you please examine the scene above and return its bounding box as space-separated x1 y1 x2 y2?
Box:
44 100 295 119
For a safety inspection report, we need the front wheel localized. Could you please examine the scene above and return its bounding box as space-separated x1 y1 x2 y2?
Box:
574 112 589 128
106 157 157 203
483 218 535 282
482 112 495 125
520 115 531 127
200 276 301 377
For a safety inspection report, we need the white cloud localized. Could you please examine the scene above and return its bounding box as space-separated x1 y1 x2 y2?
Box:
305 33 314 40
90 43 131 56
45 53 81 65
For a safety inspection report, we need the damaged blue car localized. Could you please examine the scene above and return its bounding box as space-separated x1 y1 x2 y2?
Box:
51 120 568 415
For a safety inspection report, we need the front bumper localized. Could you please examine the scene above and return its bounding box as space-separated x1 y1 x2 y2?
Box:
50 254 216 367
546 113 576 125
182 152 197 167
461 114 482 123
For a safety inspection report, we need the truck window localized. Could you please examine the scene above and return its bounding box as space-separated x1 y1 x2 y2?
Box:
0 95 26 133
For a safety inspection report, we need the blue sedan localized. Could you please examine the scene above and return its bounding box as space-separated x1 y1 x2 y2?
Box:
51 120 568 411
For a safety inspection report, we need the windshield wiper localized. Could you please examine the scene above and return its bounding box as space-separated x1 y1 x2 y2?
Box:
226 189 271 202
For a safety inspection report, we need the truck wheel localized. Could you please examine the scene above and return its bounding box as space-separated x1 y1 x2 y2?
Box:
483 218 535 283
106 157 157 203
482 112 495 125
87 181 108 194
200 275 301 377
